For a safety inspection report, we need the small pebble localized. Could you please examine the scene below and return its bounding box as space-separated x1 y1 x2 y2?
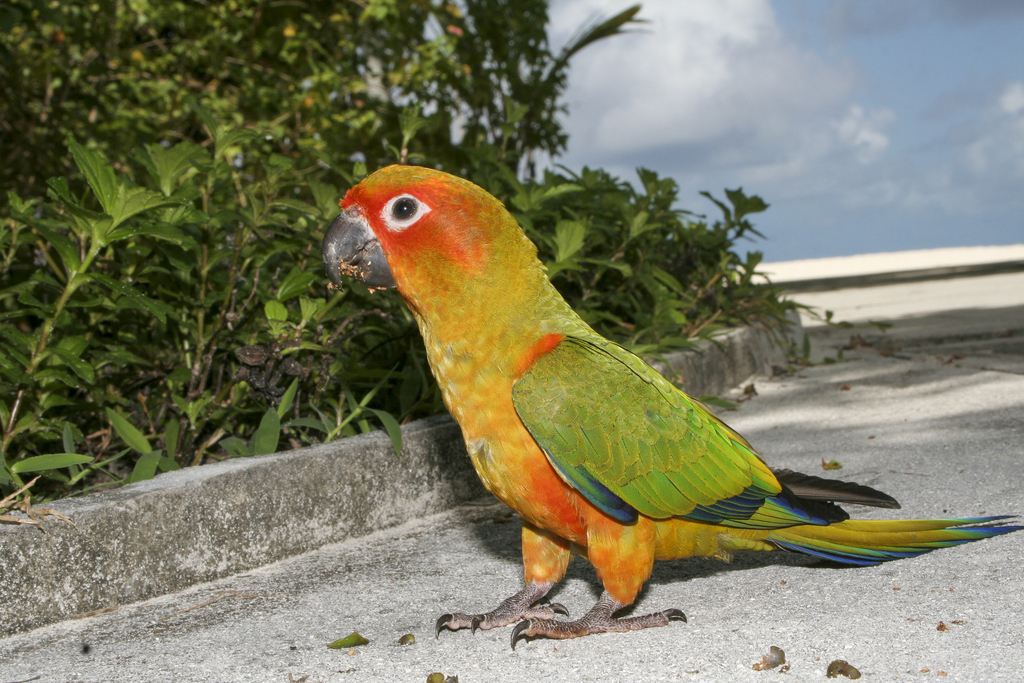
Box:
826 660 861 679
752 646 785 670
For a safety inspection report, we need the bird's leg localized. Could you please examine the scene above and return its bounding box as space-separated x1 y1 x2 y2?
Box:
435 580 568 635
510 591 685 648
436 521 572 636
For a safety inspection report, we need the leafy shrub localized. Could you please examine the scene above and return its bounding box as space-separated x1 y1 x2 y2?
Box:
1 0 640 205
0 1 794 501
1 107 416 496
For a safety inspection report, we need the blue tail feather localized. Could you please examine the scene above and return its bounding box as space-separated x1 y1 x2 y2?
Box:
769 518 1021 567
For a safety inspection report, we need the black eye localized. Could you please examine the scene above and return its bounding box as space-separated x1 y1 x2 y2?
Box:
392 197 417 220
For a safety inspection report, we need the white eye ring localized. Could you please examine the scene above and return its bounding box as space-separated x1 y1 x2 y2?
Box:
381 194 431 232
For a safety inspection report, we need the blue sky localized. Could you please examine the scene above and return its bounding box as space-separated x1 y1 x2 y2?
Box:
547 0 1024 261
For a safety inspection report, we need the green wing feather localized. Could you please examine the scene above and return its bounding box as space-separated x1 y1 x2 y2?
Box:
513 336 826 528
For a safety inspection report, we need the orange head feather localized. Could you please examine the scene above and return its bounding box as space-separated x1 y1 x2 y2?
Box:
339 165 547 324
342 166 501 279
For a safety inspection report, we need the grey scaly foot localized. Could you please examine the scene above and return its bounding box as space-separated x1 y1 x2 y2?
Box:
510 591 685 648
435 581 567 636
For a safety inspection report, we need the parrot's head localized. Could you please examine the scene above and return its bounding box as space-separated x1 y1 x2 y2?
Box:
322 165 542 317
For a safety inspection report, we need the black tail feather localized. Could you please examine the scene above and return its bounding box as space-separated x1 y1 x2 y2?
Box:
773 468 901 509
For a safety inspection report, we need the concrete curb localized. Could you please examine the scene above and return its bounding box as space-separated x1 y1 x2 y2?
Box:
0 325 791 637
774 258 1024 293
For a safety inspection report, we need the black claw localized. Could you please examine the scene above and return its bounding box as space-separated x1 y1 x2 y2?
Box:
510 620 532 650
435 613 454 638
550 602 569 617
470 615 482 635
663 608 687 623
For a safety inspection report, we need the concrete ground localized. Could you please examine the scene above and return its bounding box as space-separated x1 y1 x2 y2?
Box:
758 245 1024 329
790 272 1024 330
2 249 1022 682
760 244 1024 284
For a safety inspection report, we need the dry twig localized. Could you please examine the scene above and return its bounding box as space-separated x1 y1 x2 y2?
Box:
159 590 278 622
0 476 74 529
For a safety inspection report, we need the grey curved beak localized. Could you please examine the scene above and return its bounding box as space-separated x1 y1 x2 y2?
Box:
322 208 395 290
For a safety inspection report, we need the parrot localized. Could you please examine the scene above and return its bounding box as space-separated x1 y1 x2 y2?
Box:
322 164 1020 648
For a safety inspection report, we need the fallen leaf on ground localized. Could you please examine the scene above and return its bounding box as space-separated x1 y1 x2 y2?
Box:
328 632 370 649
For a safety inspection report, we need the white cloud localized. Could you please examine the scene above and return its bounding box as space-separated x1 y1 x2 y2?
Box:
555 0 856 159
964 81 1024 179
999 81 1024 115
550 0 897 201
843 82 1024 214
835 105 895 164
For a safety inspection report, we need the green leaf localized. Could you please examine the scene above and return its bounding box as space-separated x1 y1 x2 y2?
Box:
56 335 88 358
68 137 119 215
298 296 325 325
540 183 582 203
106 407 153 454
271 198 320 215
87 273 172 323
700 190 731 224
33 367 80 387
165 419 180 460
649 266 683 293
579 257 632 277
219 436 249 458
309 181 342 219
185 96 258 159
282 418 328 432
158 455 180 472
49 347 96 383
16 289 55 316
628 210 652 239
214 128 259 159
11 453 94 474
186 95 219 139
327 632 370 649
559 3 645 61
277 379 299 418
127 451 162 483
368 409 403 457
503 95 529 126
46 177 107 225
399 102 428 149
264 300 289 322
133 222 198 248
553 220 586 263
31 223 82 274
725 187 769 221
250 408 281 455
296 340 328 353
62 422 80 454
277 268 317 302
106 186 184 234
136 141 208 196
173 394 213 426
